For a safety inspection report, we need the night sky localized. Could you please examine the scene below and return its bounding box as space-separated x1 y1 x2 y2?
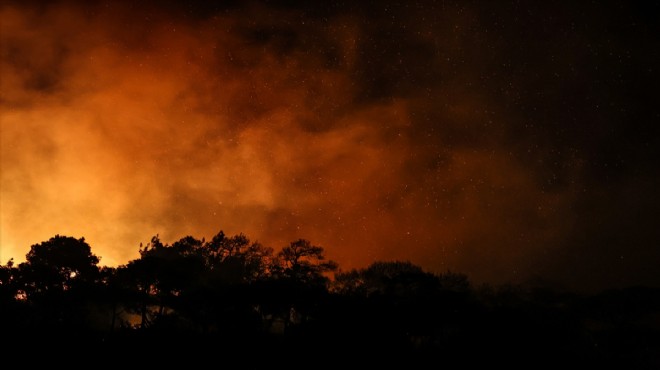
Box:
1 0 659 291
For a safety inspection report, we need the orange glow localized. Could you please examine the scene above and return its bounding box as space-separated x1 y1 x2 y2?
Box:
0 1 585 286
1 1 568 282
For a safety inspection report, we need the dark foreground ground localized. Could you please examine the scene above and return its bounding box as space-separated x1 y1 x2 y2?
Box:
7 328 660 368
6 286 660 369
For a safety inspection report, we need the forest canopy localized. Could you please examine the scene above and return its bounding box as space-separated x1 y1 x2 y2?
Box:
1 232 658 367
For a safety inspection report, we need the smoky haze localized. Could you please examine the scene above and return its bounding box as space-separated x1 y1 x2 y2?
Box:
2 1 659 290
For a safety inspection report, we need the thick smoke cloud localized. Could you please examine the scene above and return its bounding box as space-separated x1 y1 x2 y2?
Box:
2 1 658 290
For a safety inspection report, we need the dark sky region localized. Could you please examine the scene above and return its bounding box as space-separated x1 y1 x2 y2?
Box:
1 0 658 291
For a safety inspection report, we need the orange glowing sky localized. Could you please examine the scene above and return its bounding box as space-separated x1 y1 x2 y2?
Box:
2 1 659 290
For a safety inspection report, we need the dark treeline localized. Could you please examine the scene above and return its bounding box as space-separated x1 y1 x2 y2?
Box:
1 233 659 367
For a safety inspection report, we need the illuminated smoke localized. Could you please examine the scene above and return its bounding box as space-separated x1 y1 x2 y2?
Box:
2 2 658 290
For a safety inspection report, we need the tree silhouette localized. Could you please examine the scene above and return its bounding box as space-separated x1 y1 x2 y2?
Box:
8 235 102 335
249 239 339 333
0 259 17 300
276 239 338 284
116 235 207 329
0 259 22 331
205 231 274 284
112 232 275 334
19 235 100 295
330 260 477 355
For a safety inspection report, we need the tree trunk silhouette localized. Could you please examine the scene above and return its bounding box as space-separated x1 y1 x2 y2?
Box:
141 287 148 329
